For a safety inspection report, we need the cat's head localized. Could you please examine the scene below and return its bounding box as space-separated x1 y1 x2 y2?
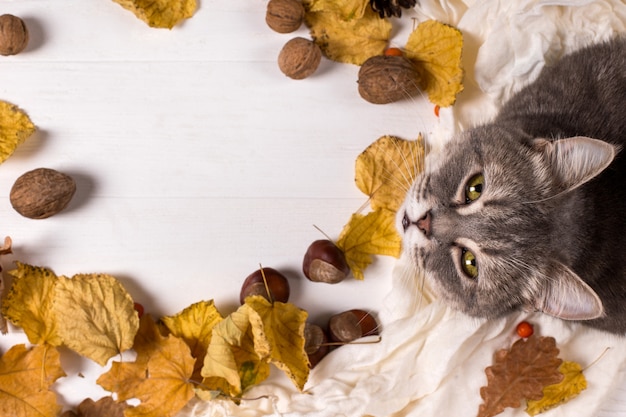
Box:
397 126 616 321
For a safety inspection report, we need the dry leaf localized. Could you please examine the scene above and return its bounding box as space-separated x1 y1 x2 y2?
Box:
355 135 424 211
404 20 464 107
1 262 62 345
478 336 564 417
336 208 402 279
0 101 36 164
201 303 271 398
0 344 65 417
304 4 392 65
161 300 223 380
65 397 128 417
245 295 309 391
0 236 11 334
112 0 197 29
97 315 196 417
525 361 587 416
304 0 369 20
53 273 139 365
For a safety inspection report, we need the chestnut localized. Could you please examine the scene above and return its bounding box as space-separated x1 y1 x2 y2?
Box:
303 239 350 284
328 309 379 343
240 267 290 304
304 323 330 368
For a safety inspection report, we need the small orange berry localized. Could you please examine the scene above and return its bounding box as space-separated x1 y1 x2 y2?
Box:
384 47 403 57
516 321 534 338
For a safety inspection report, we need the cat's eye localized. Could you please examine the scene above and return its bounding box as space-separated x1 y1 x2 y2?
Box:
464 173 484 203
461 248 478 279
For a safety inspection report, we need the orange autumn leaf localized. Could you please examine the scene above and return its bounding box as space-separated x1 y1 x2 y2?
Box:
355 134 425 212
336 208 402 279
97 315 195 417
61 397 128 417
0 344 65 417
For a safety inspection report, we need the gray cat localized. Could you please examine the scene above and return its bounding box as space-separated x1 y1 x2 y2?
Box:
398 37 625 333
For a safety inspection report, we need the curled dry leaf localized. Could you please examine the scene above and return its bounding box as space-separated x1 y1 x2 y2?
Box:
161 300 223 380
355 134 424 211
0 344 65 417
336 208 402 280
246 295 310 391
0 100 36 164
525 361 587 416
201 302 271 398
97 315 196 417
112 0 197 29
478 336 564 417
404 20 464 107
303 0 392 65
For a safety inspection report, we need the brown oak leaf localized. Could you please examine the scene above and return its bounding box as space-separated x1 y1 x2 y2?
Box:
477 336 563 417
61 397 127 417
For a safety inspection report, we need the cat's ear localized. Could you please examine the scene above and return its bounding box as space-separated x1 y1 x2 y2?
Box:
531 261 604 320
533 137 617 192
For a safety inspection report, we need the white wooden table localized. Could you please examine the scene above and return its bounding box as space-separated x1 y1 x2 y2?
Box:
0 0 436 406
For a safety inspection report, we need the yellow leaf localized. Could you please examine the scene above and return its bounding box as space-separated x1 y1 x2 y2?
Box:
98 316 195 417
304 6 392 65
0 344 65 417
245 296 309 391
1 262 62 346
53 273 139 365
336 208 402 279
0 101 35 164
525 361 587 416
112 0 197 29
161 300 223 380
201 303 271 398
355 135 425 212
404 20 464 107
303 0 369 20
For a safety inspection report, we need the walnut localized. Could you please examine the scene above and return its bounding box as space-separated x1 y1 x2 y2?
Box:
357 55 422 104
266 0 305 34
0 14 29 56
278 37 322 80
10 168 76 219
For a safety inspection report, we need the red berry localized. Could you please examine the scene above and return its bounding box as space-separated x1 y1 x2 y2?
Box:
434 105 440 117
133 302 144 318
384 47 403 57
516 321 534 338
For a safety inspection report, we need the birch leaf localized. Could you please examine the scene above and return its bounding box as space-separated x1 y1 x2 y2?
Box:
0 101 35 164
112 0 197 29
336 208 402 279
0 344 65 417
405 20 464 107
1 262 62 346
525 361 587 416
53 273 139 365
355 135 425 211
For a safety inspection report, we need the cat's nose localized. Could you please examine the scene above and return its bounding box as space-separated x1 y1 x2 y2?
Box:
401 210 432 238
416 211 432 237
